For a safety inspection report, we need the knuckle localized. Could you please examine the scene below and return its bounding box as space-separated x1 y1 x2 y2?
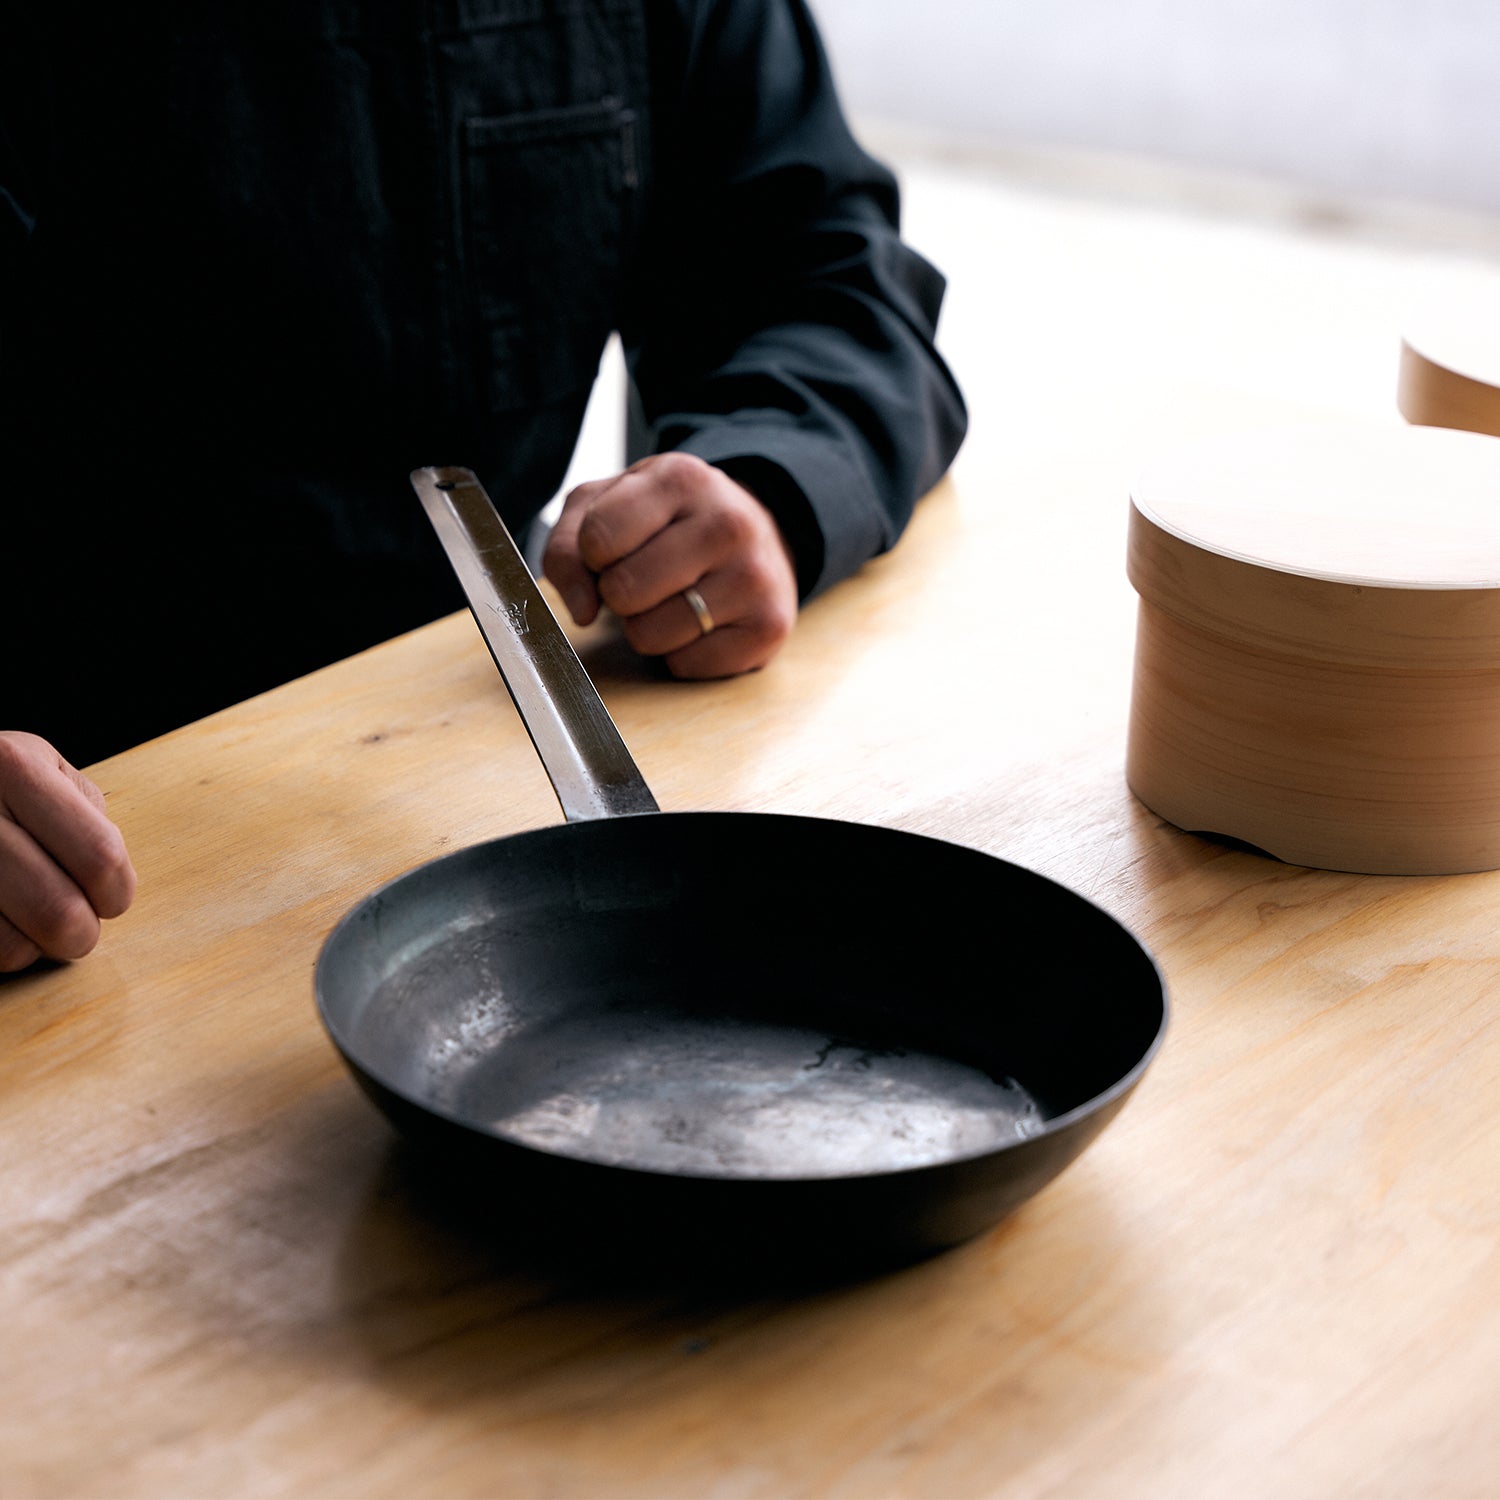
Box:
651 450 708 494
0 734 34 784
663 648 702 679
539 533 572 585
576 510 619 571
0 929 42 973
597 560 642 617
27 887 100 962
563 478 602 508
703 499 758 554
738 623 784 669
621 615 664 658
766 585 798 635
80 825 136 918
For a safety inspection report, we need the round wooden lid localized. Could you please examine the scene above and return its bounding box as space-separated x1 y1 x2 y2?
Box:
1131 422 1500 590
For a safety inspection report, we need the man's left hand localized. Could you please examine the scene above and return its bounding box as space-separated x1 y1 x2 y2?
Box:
542 452 799 677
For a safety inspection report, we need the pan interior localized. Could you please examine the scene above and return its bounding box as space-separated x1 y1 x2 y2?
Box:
392 971 1045 1176
319 813 1165 1181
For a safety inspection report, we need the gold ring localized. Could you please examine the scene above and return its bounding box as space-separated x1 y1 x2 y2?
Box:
682 586 715 636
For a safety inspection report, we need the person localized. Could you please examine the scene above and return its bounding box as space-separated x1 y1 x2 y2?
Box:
0 0 967 971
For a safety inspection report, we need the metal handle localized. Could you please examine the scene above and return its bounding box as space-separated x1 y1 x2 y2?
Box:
412 465 659 822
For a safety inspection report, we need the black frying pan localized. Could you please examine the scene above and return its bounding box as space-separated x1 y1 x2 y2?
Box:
315 467 1167 1277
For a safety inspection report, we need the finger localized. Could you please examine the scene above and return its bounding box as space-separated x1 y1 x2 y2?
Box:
619 572 795 678
618 575 727 658
0 742 136 920
664 619 786 679
6 773 136 920
659 556 797 677
63 760 109 816
593 492 755 621
0 909 43 975
0 816 103 963
573 456 700 576
541 479 611 625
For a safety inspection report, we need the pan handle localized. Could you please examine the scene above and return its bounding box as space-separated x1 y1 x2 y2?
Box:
412 465 659 822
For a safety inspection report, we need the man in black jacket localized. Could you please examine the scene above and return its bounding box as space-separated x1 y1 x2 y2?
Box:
0 0 966 969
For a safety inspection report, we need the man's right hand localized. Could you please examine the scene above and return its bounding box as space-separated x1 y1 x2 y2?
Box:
0 732 137 972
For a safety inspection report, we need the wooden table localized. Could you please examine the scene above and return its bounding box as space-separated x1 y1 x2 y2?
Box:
5 165 1500 1498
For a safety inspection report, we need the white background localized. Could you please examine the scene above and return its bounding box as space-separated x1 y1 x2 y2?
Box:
812 0 1500 218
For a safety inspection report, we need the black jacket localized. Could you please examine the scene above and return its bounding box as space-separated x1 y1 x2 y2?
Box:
1 0 966 764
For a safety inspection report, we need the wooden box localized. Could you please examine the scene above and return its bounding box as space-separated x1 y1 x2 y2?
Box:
1125 423 1500 874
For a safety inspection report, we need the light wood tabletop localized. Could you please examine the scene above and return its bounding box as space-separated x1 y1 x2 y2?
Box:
4 159 1500 1499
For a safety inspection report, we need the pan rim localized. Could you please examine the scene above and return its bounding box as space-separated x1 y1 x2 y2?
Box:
314 810 1170 1185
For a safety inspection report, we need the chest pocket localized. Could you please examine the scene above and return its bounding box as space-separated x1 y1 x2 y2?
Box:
463 98 638 415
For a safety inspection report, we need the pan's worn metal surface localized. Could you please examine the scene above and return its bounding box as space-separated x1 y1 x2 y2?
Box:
315 468 1167 1276
415 466 657 821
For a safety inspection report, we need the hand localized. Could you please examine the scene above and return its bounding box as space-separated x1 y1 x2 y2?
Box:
542 452 799 677
0 732 137 972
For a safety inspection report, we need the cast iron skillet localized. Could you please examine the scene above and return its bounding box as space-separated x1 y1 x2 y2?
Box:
315 467 1167 1278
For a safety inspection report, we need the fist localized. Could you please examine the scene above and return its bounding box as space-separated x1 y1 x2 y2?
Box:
0 732 136 972
542 452 799 677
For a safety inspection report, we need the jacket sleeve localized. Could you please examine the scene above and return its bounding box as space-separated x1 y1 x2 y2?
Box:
626 0 968 599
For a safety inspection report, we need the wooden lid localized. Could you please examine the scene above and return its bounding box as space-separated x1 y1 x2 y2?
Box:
1127 422 1500 668
1132 421 1500 589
